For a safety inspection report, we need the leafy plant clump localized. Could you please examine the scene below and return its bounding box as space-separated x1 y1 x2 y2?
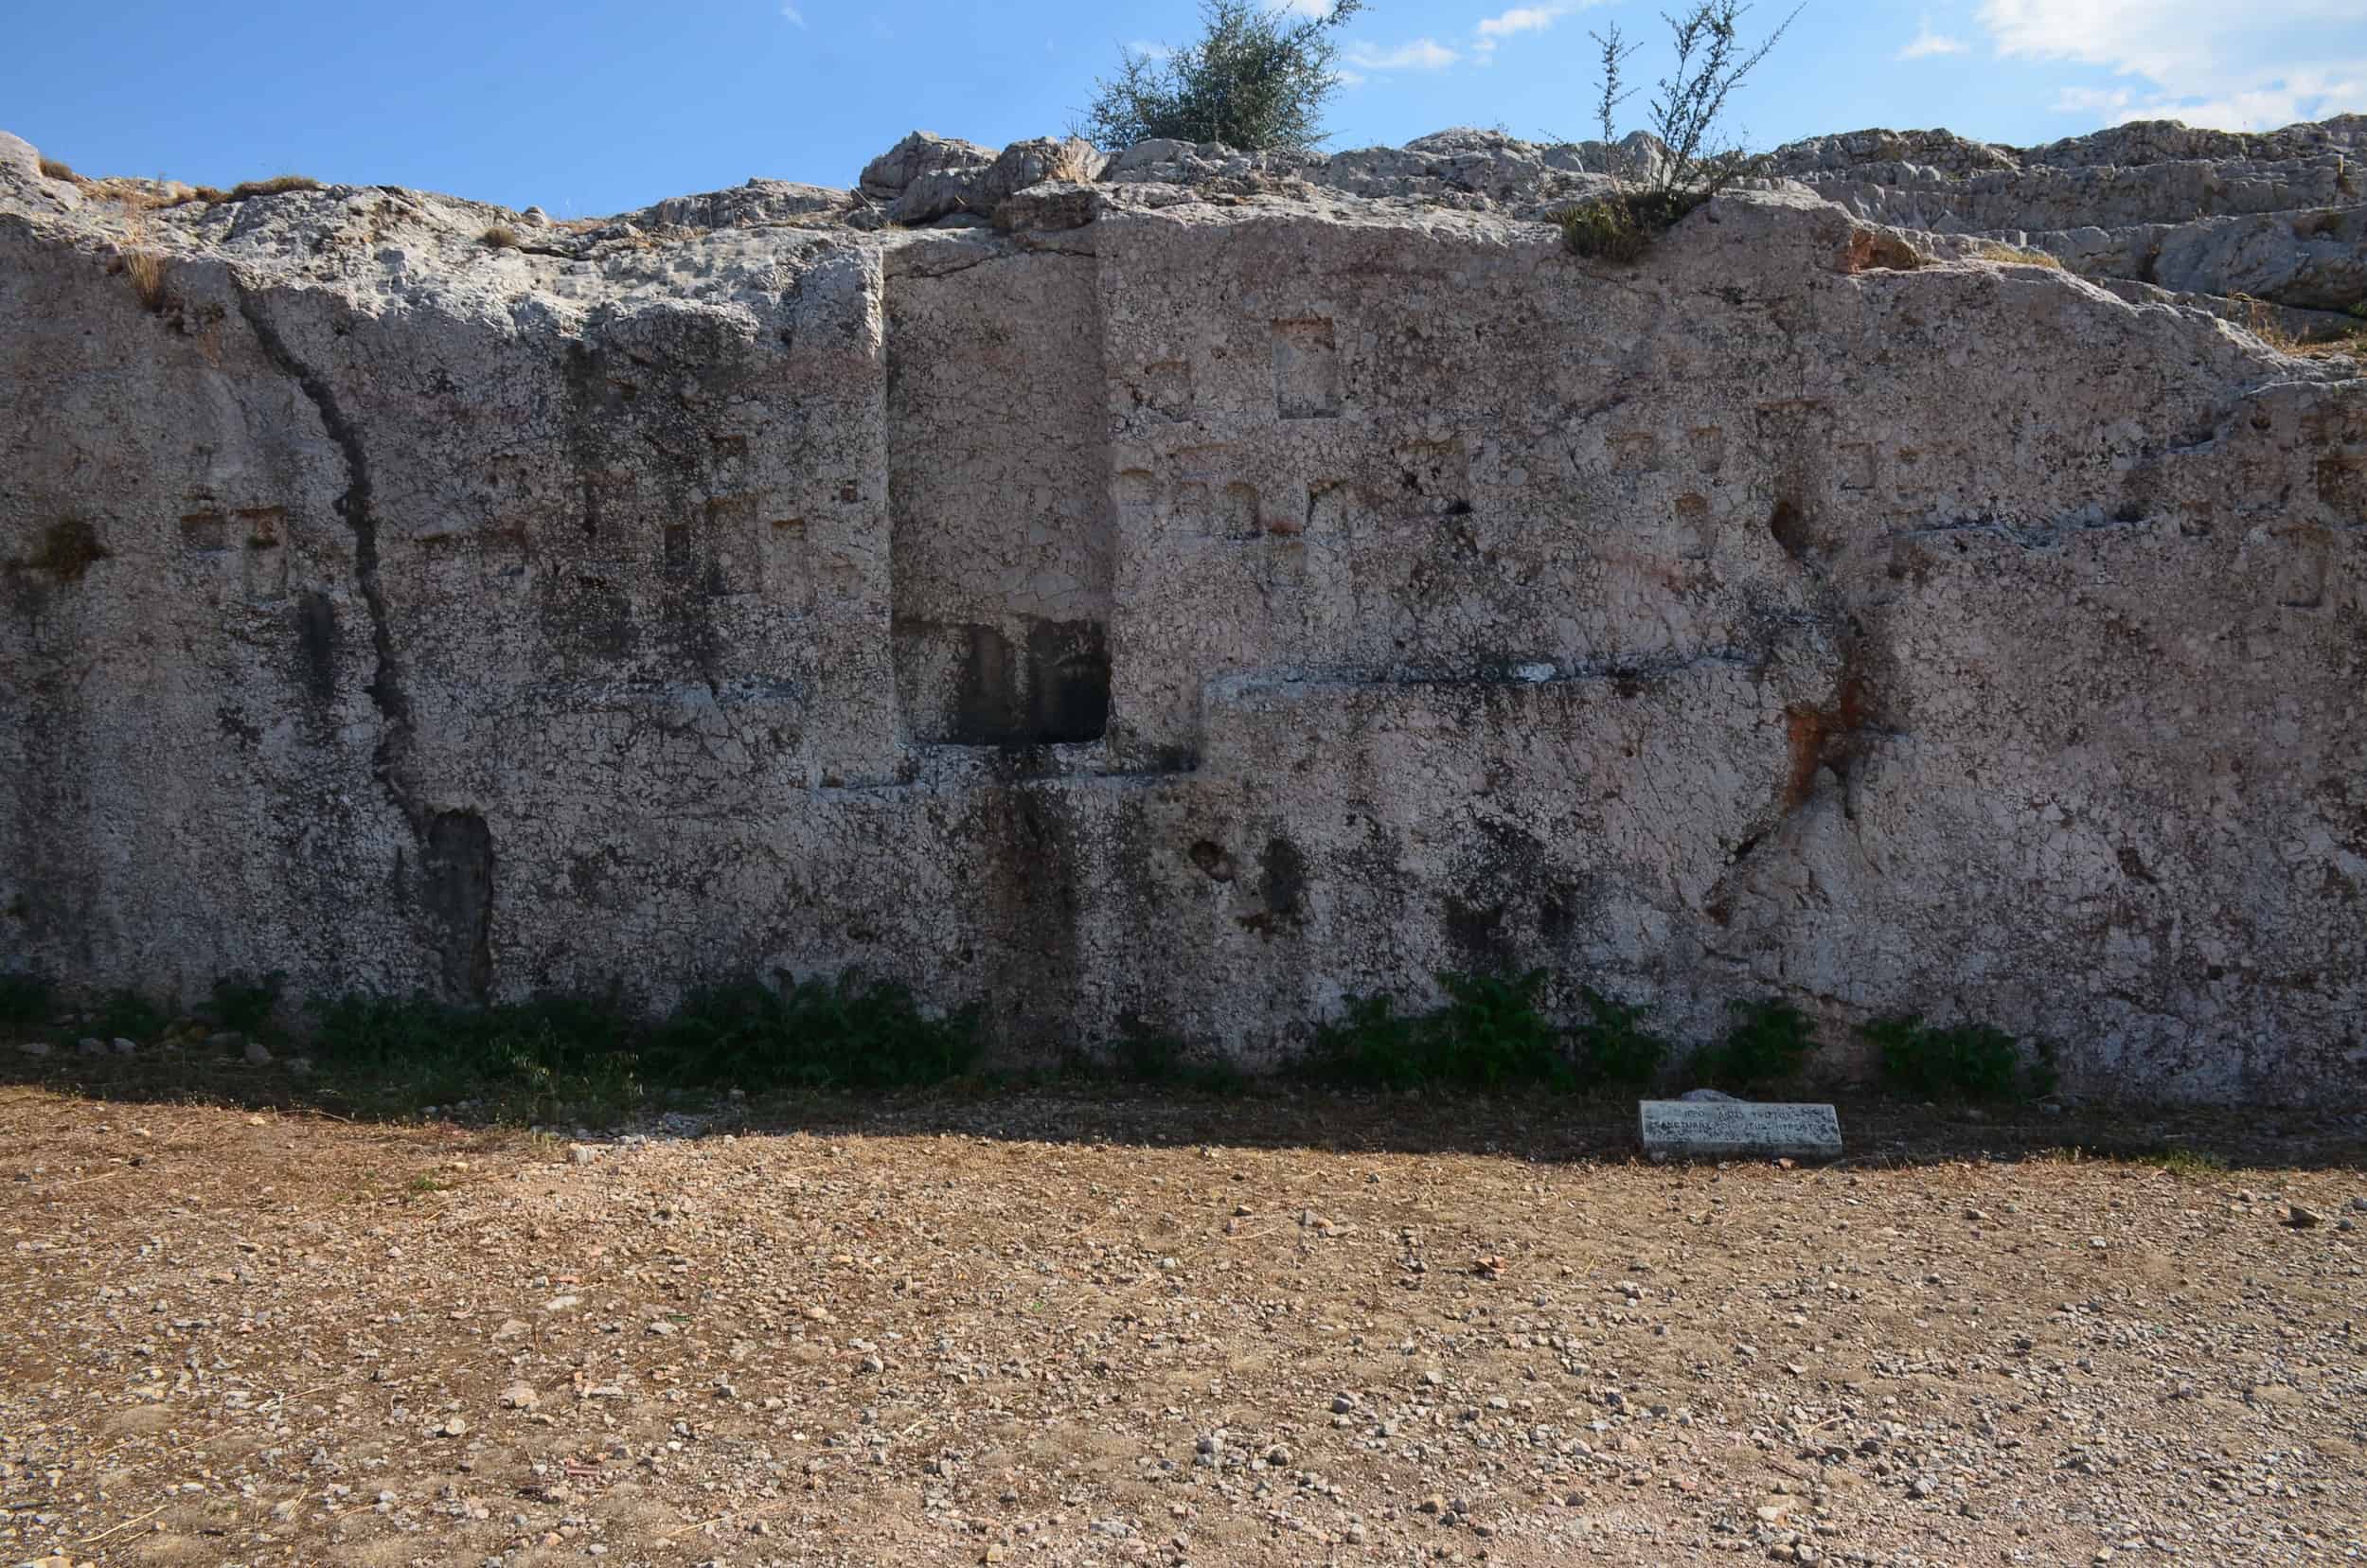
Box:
1560 0 1800 261
311 991 646 1121
1296 992 1432 1090
93 989 170 1042
1078 0 1363 153
1109 1027 1249 1094
644 972 980 1091
209 971 287 1036
1692 997 1818 1088
1571 987 1670 1084
0 971 54 1027
1643 0 1801 198
1557 188 1707 259
1431 970 1573 1088
1863 1014 2056 1101
1298 970 1615 1092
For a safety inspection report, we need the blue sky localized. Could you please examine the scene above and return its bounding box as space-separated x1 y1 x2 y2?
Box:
4 0 2360 216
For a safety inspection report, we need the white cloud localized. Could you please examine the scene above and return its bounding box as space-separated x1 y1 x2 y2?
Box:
779 2 804 25
1334 67 1369 87
1344 38 1462 71
1895 19 1967 60
1126 40 1174 61
1476 5 1572 41
1471 2 1599 60
1978 0 2336 84
1270 0 1335 15
1975 0 2367 128
2115 69 2367 131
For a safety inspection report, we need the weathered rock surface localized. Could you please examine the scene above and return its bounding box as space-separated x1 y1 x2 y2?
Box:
1091 116 2367 312
1 121 2362 1100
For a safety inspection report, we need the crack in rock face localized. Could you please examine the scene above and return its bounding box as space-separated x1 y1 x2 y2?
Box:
1 118 2363 1098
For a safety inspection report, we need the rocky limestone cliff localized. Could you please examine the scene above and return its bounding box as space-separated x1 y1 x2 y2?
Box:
1 120 2362 1100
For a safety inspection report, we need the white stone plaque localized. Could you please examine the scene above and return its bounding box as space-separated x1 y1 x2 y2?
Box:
1638 1099 1842 1161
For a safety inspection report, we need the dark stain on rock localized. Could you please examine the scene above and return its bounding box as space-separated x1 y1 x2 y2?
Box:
13 519 111 582
969 782 1084 1047
566 846 628 906
543 571 638 659
1026 619 1111 743
925 617 1112 745
216 705 261 749
1443 891 1509 970
1783 668 1876 812
294 590 337 704
420 809 494 1003
952 623 1023 740
1259 836 1308 923
1438 817 1565 973
1187 839 1237 881
1769 496 1812 561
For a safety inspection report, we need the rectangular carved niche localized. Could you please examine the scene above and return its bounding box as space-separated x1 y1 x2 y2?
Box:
704 495 761 596
888 250 1114 748
2271 525 2332 609
1674 493 1714 561
1609 433 1661 474
1836 443 1877 491
1272 319 1342 419
179 508 286 602
758 517 813 610
179 511 228 552
2317 454 2365 519
1177 479 1263 541
894 617 1110 745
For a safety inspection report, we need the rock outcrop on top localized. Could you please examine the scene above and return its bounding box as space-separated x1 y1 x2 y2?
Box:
0 118 2361 1101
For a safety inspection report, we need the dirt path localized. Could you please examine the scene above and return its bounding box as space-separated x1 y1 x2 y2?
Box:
3 1087 2363 1566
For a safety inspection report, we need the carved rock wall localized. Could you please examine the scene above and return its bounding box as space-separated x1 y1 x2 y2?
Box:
2 134 2362 1099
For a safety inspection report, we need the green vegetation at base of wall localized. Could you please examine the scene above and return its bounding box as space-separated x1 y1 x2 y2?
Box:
0 965 2061 1122
1860 1014 2058 1101
1555 189 1709 262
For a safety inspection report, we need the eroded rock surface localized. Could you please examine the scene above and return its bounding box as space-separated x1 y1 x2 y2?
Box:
1 121 2362 1099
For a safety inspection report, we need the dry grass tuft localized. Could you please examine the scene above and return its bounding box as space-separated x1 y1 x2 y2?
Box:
1844 227 1926 274
2231 294 2365 360
37 155 79 182
218 174 323 203
1046 137 1102 184
156 184 229 208
121 248 167 311
1969 241 2065 269
479 223 522 250
112 196 169 312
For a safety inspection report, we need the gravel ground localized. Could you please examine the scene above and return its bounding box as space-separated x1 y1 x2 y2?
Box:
3 1084 2364 1567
